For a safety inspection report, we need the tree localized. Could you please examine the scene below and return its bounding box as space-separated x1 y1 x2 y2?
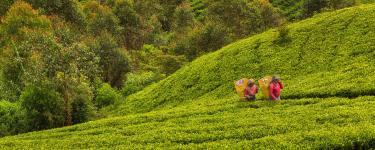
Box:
71 82 95 124
134 44 187 74
173 23 230 60
20 84 65 131
26 0 87 26
1 1 51 38
205 0 263 38
254 0 284 29
0 0 13 17
89 32 131 88
113 0 144 50
302 0 328 18
172 1 194 31
0 1 52 101
0 101 27 136
63 43 100 82
83 1 121 36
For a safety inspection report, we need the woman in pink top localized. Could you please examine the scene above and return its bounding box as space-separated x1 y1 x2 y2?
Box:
244 79 259 101
269 76 284 100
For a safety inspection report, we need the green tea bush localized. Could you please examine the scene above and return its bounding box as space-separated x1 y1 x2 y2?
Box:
2 96 375 149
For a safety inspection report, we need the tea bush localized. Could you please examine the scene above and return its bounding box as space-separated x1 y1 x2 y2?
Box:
1 96 375 149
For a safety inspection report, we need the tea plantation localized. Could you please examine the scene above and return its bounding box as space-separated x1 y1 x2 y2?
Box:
109 3 375 115
1 4 375 149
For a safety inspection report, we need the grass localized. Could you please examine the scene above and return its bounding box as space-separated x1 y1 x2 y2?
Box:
1 4 375 149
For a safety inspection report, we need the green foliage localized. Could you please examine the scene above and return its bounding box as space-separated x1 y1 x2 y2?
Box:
2 96 375 148
133 44 187 74
83 1 121 35
1 1 51 37
89 32 131 88
27 0 87 26
71 82 96 124
171 0 285 60
188 0 207 20
157 0 185 32
95 83 120 108
274 24 291 45
63 43 100 82
173 1 194 30
270 0 370 20
121 71 165 97
52 16 81 47
0 1 101 132
174 23 230 60
1 29 60 101
20 84 65 131
205 0 279 38
112 0 144 50
0 101 27 137
0 0 13 17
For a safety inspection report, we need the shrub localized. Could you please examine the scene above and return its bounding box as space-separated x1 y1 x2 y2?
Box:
173 1 194 30
71 82 96 124
133 44 187 75
89 32 131 88
1 1 51 37
274 24 291 45
173 23 230 60
0 100 27 137
95 83 120 108
20 85 65 131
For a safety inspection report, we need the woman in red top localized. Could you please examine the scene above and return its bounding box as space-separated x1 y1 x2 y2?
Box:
269 76 284 100
244 79 259 101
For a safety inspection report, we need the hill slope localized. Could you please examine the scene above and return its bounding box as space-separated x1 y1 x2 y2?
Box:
109 4 375 115
1 4 375 149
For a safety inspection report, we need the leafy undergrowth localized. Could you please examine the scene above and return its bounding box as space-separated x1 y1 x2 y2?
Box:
1 96 375 149
107 4 375 115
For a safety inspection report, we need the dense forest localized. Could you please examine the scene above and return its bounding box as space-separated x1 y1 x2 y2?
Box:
0 0 373 136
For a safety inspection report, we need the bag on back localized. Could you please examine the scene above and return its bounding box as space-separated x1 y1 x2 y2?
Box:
258 76 272 99
234 78 249 97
